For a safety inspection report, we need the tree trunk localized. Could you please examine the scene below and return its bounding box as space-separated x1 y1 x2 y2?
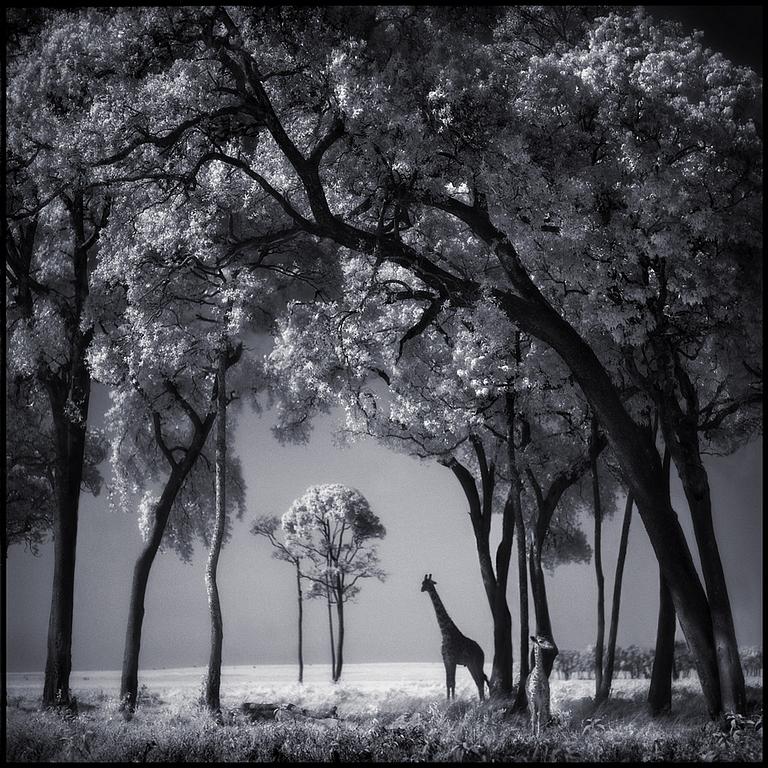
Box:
204 348 227 713
326 588 336 681
662 415 746 714
512 500 530 712
296 561 304 684
41 191 94 707
42 440 82 707
596 492 634 703
334 580 344 682
648 447 676 715
591 418 605 698
492 290 721 715
648 573 677 715
120 417 214 711
528 542 558 677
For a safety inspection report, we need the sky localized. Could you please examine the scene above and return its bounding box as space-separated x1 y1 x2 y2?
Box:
4 6 763 677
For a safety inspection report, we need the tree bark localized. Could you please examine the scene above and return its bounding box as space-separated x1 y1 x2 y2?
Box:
512 499 530 712
648 447 677 715
661 411 746 714
334 577 344 682
41 190 95 708
528 541 558 677
596 492 634 703
591 418 605 698
648 573 677 715
204 348 227 713
326 585 336 681
120 416 215 711
296 561 304 683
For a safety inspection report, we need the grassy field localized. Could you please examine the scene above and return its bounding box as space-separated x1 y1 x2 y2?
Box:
5 664 763 762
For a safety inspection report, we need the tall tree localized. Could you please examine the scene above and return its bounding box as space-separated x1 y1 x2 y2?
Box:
282 484 386 682
251 516 307 683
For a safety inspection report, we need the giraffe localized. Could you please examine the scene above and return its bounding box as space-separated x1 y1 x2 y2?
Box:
420 574 489 701
527 634 556 736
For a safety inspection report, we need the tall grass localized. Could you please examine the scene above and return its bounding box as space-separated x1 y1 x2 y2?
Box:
5 678 762 762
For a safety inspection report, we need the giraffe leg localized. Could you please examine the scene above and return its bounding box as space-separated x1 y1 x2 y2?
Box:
469 663 485 701
447 663 456 700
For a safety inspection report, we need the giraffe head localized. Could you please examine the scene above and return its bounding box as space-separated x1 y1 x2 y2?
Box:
420 573 437 592
530 634 556 650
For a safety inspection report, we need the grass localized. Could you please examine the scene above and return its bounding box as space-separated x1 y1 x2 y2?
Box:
4 670 763 762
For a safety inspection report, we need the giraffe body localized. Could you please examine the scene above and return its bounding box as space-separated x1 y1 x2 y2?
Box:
527 634 555 735
421 574 488 701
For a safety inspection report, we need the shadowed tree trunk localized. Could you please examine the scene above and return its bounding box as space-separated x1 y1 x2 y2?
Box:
512 497 530 712
204 346 228 713
596 492 634 703
120 369 230 710
648 447 677 716
334 575 345 682
442 431 515 699
40 190 105 707
326 576 336 681
528 540 558 677
649 574 677 715
591 417 605 697
296 561 304 683
659 383 746 714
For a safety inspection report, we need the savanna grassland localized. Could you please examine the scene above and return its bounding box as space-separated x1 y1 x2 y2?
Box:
5 664 763 762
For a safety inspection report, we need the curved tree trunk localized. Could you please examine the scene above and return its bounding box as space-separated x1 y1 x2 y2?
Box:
596 492 634 703
296 561 304 683
120 417 215 712
204 349 227 713
591 418 605 698
649 573 677 715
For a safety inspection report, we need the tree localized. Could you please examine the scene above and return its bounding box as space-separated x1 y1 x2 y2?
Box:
282 484 385 681
251 516 307 683
76 5 760 716
6 11 117 702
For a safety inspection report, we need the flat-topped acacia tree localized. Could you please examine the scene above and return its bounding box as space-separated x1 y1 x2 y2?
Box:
282 485 386 682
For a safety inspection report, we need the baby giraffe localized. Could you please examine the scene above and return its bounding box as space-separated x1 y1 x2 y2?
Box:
421 574 489 701
527 634 556 736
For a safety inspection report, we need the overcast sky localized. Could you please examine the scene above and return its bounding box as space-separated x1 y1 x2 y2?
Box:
5 6 763 675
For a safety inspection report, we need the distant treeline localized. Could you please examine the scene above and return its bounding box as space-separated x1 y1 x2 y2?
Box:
552 644 763 680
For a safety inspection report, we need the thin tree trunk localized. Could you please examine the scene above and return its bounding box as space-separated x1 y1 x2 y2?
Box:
512 501 530 712
596 492 634 703
120 418 215 711
326 586 336 681
591 417 605 698
204 348 227 713
296 561 304 683
334 578 344 682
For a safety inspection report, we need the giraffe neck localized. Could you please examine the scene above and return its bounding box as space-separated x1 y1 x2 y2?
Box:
427 587 460 638
533 646 546 677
